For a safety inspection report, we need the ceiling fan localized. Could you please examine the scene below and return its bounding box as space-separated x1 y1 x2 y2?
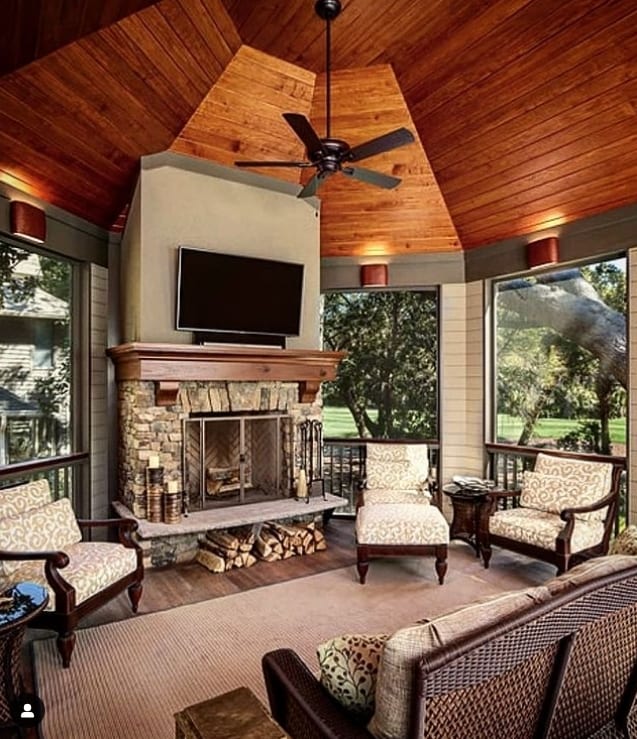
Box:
234 0 415 198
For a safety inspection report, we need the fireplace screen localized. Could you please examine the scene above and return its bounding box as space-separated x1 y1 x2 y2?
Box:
183 413 291 510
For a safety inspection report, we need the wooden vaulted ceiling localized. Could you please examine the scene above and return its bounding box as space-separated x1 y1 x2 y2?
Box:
1 0 636 256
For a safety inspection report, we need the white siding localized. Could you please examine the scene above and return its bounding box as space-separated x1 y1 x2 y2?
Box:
440 282 485 514
90 264 109 520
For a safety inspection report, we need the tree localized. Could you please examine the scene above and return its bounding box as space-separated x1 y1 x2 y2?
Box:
496 263 626 452
323 291 437 438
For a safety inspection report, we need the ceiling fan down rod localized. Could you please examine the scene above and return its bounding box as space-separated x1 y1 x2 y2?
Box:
315 0 341 141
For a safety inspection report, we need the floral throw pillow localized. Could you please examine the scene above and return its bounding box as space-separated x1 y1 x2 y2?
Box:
317 633 389 720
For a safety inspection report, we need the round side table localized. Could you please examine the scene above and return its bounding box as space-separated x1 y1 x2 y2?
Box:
0 582 48 731
442 483 493 557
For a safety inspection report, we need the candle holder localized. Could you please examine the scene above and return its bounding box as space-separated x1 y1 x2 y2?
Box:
146 466 164 523
164 481 182 525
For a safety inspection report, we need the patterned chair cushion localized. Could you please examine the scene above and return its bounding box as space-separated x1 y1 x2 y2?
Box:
520 469 610 522
356 503 449 546
2 542 139 610
527 453 613 521
368 585 551 739
0 498 82 578
366 444 429 494
317 633 390 720
0 479 52 519
610 526 637 555
363 488 431 505
489 507 604 553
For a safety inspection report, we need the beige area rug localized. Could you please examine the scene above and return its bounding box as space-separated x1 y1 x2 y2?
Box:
33 549 550 739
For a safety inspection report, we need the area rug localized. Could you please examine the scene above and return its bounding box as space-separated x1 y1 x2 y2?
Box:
33 555 541 739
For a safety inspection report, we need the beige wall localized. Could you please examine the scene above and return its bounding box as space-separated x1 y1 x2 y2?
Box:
122 154 321 349
439 282 485 515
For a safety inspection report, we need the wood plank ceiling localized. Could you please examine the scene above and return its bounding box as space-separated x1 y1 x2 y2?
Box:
1 0 636 255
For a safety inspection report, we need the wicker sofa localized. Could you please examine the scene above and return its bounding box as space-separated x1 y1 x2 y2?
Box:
262 555 637 739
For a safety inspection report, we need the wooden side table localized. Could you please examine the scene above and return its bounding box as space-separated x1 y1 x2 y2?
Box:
175 686 289 739
0 582 48 730
442 483 493 557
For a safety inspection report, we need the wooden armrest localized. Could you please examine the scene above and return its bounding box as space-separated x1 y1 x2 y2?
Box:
77 517 140 548
77 517 138 532
0 548 69 568
488 488 521 500
560 489 618 522
262 648 373 738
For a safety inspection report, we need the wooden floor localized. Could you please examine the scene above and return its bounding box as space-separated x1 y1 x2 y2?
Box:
86 517 356 628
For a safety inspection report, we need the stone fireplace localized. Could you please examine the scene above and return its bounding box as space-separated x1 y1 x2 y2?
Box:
108 343 344 519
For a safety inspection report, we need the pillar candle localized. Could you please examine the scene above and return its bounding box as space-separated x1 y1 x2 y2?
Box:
148 455 160 468
167 480 179 494
297 469 308 498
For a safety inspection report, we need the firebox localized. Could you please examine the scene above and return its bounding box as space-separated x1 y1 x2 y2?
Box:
182 413 292 511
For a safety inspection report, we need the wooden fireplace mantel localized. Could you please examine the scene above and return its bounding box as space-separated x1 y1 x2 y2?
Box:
107 342 345 405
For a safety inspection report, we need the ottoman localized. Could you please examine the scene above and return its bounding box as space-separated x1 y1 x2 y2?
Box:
355 503 449 584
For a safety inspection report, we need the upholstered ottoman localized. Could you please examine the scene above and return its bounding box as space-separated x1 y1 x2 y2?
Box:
355 503 449 584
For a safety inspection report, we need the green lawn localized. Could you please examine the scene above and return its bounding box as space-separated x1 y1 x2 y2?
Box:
496 415 626 445
323 406 627 444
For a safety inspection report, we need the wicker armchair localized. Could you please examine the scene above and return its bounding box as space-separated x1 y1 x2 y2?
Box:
479 452 624 574
0 479 143 667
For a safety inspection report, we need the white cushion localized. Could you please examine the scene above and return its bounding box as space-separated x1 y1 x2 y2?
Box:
0 498 82 578
356 503 449 546
364 488 431 505
0 479 52 519
3 542 138 610
489 507 604 553
366 444 429 493
368 585 551 739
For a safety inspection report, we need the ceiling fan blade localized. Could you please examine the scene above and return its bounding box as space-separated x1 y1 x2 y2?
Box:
342 166 401 189
235 160 310 168
283 113 326 158
348 127 415 162
297 174 322 199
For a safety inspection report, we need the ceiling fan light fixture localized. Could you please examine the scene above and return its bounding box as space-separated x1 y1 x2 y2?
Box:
233 0 415 199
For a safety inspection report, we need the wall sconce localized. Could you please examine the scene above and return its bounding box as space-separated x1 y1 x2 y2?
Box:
526 237 559 270
9 201 46 244
360 263 388 287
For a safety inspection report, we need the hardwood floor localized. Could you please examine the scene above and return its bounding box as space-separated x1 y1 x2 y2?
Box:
85 517 356 627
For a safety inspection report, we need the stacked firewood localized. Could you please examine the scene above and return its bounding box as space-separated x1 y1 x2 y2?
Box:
196 520 327 572
254 521 327 562
196 526 257 573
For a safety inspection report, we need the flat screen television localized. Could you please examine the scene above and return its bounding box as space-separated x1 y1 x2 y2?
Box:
176 247 304 344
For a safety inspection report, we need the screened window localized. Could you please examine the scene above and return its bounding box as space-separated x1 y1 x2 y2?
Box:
0 241 73 465
493 257 626 455
321 289 438 439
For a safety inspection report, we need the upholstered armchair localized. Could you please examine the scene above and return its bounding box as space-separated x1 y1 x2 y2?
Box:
0 479 143 667
479 452 624 574
355 442 448 584
358 442 435 507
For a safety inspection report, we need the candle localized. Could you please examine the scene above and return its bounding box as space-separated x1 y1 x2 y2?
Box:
148 455 160 469
297 469 308 498
167 480 179 494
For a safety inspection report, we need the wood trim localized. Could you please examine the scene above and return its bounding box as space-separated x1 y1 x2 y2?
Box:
107 343 345 404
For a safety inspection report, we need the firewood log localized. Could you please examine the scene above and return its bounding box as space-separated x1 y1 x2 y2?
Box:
196 549 226 573
254 536 273 558
206 530 240 551
244 553 257 567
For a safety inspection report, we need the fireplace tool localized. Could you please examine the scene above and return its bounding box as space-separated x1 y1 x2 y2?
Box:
297 419 325 502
